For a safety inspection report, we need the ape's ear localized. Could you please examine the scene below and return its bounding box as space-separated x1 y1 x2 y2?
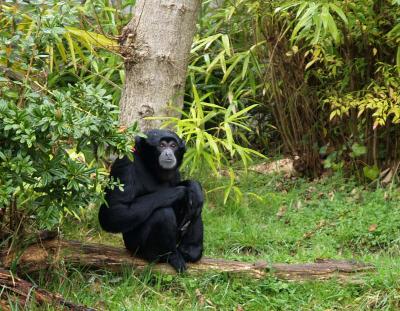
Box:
179 138 186 152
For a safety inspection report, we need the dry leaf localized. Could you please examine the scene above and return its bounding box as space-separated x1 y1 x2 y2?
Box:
317 220 326 228
117 125 127 133
368 224 377 232
195 289 205 306
249 158 296 177
294 200 302 210
384 192 389 201
381 167 394 185
276 206 287 218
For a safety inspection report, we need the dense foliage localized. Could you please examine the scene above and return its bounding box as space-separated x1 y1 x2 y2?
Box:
196 0 400 178
1 0 400 236
0 1 138 237
0 1 400 309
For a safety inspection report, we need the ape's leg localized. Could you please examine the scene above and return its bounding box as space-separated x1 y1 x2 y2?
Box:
178 215 203 262
123 207 186 272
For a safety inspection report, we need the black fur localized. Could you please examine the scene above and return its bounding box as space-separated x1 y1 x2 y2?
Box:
99 129 204 272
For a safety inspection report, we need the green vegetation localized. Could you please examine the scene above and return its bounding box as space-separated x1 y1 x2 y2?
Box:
31 173 400 310
1 0 400 309
0 1 137 236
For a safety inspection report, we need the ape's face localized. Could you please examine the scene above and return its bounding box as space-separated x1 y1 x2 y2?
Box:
136 129 186 172
157 139 179 170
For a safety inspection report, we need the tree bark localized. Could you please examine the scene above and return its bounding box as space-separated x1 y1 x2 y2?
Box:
0 268 96 311
119 0 201 130
1 239 374 283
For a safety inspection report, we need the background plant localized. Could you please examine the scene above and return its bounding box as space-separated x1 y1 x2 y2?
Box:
0 0 138 242
190 0 400 180
271 0 400 178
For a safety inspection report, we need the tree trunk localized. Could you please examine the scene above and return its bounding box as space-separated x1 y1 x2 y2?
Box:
1 239 375 283
119 0 201 130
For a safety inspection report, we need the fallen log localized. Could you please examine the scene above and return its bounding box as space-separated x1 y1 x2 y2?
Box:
0 268 96 311
1 238 375 282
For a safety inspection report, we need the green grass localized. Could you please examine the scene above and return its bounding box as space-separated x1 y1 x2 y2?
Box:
17 172 400 310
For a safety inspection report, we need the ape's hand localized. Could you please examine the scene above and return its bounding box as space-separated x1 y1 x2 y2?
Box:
179 180 204 221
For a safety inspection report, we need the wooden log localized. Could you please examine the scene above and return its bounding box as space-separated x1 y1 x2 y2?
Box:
0 268 96 310
0 299 12 311
1 239 375 282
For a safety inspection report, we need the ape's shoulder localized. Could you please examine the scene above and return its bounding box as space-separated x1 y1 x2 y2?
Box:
110 156 132 174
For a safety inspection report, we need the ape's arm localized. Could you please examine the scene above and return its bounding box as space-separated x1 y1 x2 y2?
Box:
99 185 187 234
99 156 186 233
178 180 204 225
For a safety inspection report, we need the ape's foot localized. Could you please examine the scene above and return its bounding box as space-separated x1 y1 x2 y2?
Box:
179 244 202 263
168 251 187 273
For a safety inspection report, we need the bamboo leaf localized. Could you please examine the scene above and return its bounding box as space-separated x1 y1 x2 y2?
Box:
291 5 318 42
296 2 309 18
329 3 348 24
324 6 340 44
66 27 118 50
227 104 258 122
64 32 77 70
203 152 218 175
312 14 322 45
221 54 243 83
205 132 220 159
206 50 224 74
321 5 329 31
397 46 400 70
222 34 231 56
191 34 221 53
220 53 227 74
241 53 250 80
223 184 232 205
55 38 67 62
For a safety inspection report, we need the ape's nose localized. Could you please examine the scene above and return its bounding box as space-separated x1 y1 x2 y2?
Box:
165 149 174 159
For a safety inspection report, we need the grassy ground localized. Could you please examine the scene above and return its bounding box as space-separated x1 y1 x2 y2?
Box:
22 172 400 310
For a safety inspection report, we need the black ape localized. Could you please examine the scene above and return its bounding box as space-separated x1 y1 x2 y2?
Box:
99 129 204 272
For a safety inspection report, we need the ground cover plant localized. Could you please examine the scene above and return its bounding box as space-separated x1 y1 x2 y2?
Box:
27 172 399 311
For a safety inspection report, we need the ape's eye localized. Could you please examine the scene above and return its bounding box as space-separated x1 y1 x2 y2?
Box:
170 143 177 149
159 142 167 148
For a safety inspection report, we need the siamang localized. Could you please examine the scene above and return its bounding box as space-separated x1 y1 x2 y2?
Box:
99 129 204 272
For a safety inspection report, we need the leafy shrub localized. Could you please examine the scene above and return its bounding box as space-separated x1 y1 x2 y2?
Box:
275 0 400 177
0 0 137 236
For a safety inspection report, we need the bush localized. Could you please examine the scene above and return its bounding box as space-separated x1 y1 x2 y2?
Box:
0 1 138 237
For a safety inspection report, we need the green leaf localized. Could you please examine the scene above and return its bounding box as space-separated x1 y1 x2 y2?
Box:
329 3 348 24
397 46 400 70
324 7 340 44
221 54 243 83
222 34 231 56
66 27 118 50
241 53 250 80
226 104 258 122
312 14 322 45
64 32 77 70
350 143 367 157
291 5 318 42
363 165 380 181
